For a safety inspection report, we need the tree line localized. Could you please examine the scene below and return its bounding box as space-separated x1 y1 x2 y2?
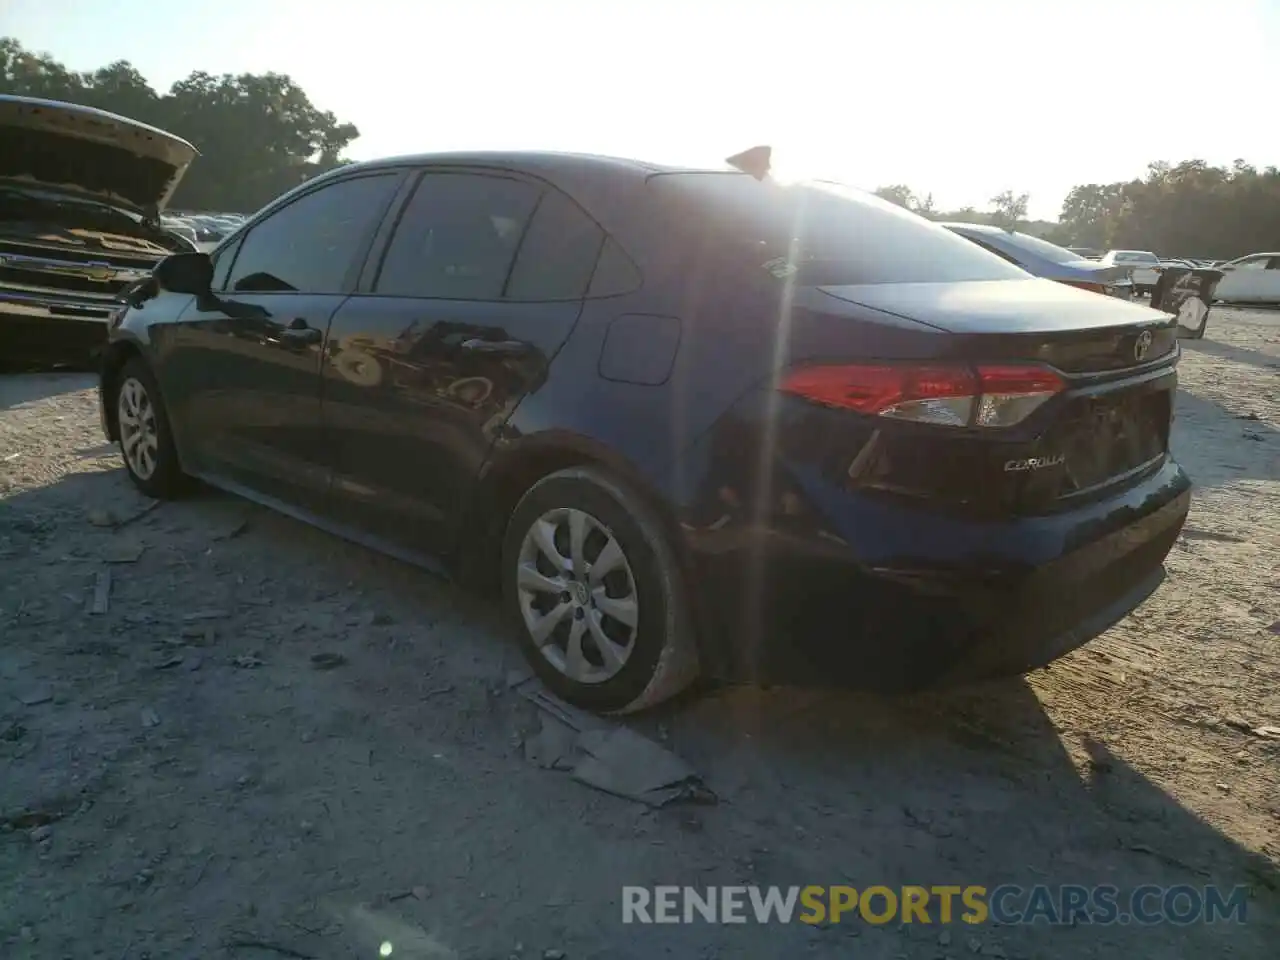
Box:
4 37 1278 259
874 159 1280 260
1 37 357 213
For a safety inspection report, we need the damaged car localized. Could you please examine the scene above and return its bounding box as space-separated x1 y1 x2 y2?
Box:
0 94 196 366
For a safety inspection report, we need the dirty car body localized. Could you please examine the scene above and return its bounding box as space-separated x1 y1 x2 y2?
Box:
98 152 1191 705
0 95 196 365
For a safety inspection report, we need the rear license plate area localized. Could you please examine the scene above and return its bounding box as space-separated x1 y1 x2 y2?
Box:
1053 389 1170 498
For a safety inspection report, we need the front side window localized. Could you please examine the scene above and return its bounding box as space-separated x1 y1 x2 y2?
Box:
226 173 401 295
374 173 541 300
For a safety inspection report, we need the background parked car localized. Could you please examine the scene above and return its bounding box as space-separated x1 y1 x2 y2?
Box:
1212 252 1280 304
1100 250 1163 297
161 216 200 249
1067 246 1103 260
943 224 1134 299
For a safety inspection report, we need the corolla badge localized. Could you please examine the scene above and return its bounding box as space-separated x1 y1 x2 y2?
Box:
1004 454 1066 472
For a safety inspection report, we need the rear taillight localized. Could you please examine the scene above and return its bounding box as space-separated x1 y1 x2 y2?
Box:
778 362 1065 428
1060 280 1107 295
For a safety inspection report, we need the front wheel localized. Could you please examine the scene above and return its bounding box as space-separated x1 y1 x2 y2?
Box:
502 466 699 714
115 357 189 499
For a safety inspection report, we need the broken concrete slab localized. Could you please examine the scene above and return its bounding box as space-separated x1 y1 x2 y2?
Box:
514 675 715 807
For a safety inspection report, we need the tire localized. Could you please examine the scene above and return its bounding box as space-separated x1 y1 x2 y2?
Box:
114 357 189 499
501 466 699 714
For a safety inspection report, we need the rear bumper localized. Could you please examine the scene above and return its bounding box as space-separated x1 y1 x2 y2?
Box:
1 294 112 365
685 457 1191 690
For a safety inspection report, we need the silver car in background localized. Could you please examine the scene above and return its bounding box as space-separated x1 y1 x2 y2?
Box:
942 223 1135 300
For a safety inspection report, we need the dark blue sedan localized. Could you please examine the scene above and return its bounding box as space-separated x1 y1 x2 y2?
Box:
943 222 1136 300
96 149 1190 713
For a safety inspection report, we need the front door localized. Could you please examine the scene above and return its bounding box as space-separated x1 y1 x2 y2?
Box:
160 171 404 511
322 171 605 560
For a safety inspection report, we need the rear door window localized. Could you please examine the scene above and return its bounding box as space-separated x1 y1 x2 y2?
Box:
225 173 401 294
374 172 540 300
649 173 1027 285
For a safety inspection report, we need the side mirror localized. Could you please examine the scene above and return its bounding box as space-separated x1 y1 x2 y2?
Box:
153 252 213 295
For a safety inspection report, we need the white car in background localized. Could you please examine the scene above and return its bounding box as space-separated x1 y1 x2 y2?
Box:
1099 249 1163 297
1213 252 1280 304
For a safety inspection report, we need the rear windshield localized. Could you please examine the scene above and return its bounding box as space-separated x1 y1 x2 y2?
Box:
997 231 1084 265
648 173 1027 285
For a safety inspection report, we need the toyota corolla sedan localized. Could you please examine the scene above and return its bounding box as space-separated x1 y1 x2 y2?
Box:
98 149 1191 713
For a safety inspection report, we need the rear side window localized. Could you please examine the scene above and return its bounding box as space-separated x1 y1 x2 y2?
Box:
506 189 605 301
588 237 644 297
226 174 401 294
375 173 540 300
648 173 1027 285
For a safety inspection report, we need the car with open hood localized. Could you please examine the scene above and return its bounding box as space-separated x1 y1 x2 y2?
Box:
0 95 197 366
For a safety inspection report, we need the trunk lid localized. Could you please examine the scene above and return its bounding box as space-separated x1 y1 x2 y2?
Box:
0 95 197 215
818 277 1177 372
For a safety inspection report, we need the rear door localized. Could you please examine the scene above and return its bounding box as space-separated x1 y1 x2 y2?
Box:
321 169 604 559
159 171 404 511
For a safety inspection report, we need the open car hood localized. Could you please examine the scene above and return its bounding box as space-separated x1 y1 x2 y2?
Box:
0 95 197 215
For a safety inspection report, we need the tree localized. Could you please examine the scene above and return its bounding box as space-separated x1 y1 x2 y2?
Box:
989 190 1030 231
0 38 360 213
1057 161 1280 258
873 184 918 210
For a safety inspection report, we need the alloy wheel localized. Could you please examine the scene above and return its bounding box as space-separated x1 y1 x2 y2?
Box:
117 376 159 480
515 507 639 684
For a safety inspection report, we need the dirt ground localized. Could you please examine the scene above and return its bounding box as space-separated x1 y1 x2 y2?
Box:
1 306 1278 959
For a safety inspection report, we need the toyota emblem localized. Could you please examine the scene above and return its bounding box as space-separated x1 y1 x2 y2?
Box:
1134 329 1153 362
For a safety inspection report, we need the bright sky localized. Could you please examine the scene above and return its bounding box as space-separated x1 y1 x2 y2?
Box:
3 0 1276 220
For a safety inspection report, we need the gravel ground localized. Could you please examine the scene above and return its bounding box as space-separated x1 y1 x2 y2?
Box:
1 306 1278 959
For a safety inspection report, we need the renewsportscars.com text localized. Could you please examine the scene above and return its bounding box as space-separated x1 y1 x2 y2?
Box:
621 885 1249 926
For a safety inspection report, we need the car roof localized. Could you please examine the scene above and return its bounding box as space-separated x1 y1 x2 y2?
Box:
297 150 747 244
343 149 707 184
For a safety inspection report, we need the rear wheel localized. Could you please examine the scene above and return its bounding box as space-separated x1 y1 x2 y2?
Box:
115 357 188 499
502 466 699 714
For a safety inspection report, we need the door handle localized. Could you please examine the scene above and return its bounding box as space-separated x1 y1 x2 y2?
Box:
278 318 322 344
459 338 528 354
